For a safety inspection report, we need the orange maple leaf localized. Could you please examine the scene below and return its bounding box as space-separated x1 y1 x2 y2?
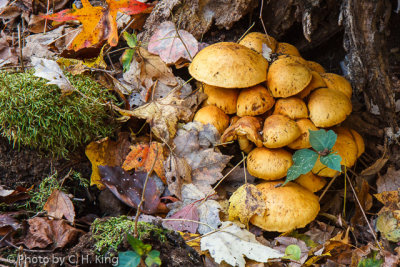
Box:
42 0 150 51
122 142 166 183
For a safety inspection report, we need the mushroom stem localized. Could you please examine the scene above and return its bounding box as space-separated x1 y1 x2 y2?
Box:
238 136 253 153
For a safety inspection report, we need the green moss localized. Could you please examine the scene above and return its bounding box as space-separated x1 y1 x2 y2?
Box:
0 71 119 158
91 216 169 255
24 172 61 211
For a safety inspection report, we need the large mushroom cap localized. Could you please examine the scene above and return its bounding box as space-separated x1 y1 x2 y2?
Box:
239 32 278 53
250 181 320 232
308 88 352 127
236 85 275 117
263 115 301 148
287 118 318 150
350 129 365 158
306 61 326 73
296 71 327 99
273 97 308 120
189 42 268 88
320 73 352 99
295 172 326 192
247 147 293 180
267 57 312 98
193 105 229 134
203 84 239 114
276 42 301 57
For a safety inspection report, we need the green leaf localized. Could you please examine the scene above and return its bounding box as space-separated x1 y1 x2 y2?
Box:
309 129 337 152
127 234 151 256
283 149 318 185
320 153 342 172
122 49 135 72
145 250 162 266
117 251 141 267
357 251 383 267
283 244 301 261
123 32 138 48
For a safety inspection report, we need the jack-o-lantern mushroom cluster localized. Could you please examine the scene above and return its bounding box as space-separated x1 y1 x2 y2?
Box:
188 33 365 232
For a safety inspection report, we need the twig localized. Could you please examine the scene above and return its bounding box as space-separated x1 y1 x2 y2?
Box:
17 24 24 72
237 22 255 43
319 172 339 201
259 0 274 46
44 0 50 33
4 240 53 253
133 147 158 238
345 173 382 250
242 152 247 184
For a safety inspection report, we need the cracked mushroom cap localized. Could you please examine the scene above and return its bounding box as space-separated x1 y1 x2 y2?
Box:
203 84 239 114
247 147 293 180
236 85 275 117
276 42 301 57
287 118 318 150
295 172 326 192
320 73 352 99
263 115 301 148
193 105 229 134
296 71 327 99
307 61 326 73
239 32 278 53
250 181 320 232
273 97 308 120
189 42 268 88
308 88 352 128
267 57 312 98
312 130 358 177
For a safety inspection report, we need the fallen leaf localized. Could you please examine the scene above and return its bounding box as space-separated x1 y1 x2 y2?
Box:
0 31 18 67
179 231 202 254
163 203 199 233
376 166 400 193
43 190 75 223
374 190 400 212
201 221 283 267
351 179 373 226
148 21 199 65
57 46 107 75
114 89 206 143
360 156 389 176
164 154 192 199
85 133 131 189
42 0 150 51
0 185 31 204
122 142 166 183
24 217 83 249
99 166 161 214
304 221 335 245
228 184 266 225
0 213 22 236
22 26 66 59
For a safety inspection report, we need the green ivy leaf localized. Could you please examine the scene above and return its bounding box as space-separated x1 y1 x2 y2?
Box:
127 234 152 256
123 32 138 48
145 250 162 266
283 149 318 185
117 251 141 267
309 129 337 152
283 244 301 261
320 153 342 172
122 49 135 72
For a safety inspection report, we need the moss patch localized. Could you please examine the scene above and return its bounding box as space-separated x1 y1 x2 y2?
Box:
0 71 118 158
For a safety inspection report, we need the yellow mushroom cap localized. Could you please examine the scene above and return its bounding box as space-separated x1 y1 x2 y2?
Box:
247 147 293 180
189 42 268 88
250 181 320 232
296 71 327 99
221 116 263 148
276 54 308 65
308 88 352 128
263 115 301 148
203 84 239 114
350 129 365 158
312 131 358 177
306 61 326 73
238 32 278 53
193 105 229 134
287 118 318 150
320 73 352 99
295 172 326 192
276 42 301 57
273 97 308 120
267 57 312 98
236 85 275 117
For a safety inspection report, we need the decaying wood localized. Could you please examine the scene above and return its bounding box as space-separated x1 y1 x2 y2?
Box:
342 0 398 131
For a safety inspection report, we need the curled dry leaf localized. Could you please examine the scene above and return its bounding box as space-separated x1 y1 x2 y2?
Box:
0 213 22 236
164 154 192 199
228 184 266 225
221 116 263 147
43 190 75 223
148 21 199 65
0 185 31 204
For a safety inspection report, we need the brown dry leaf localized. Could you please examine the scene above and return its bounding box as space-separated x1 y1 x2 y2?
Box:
22 26 66 59
43 190 75 223
360 156 389 176
24 217 83 249
164 154 191 199
350 179 373 226
163 203 199 233
85 133 131 189
376 166 400 193
0 32 18 67
114 89 206 143
274 236 309 265
0 185 31 204
0 212 22 236
228 184 266 225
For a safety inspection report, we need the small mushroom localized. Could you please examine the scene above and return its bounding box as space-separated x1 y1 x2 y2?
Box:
250 181 320 232
273 97 308 120
308 88 352 127
189 42 268 88
247 147 293 180
296 71 327 99
320 73 352 99
276 42 301 57
202 83 239 114
239 32 278 53
295 172 326 192
287 118 318 150
263 115 301 148
306 61 326 73
236 85 275 117
221 116 263 153
193 105 229 134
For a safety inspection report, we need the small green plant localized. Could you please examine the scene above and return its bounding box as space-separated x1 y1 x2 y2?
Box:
0 71 118 158
117 234 161 267
25 172 61 211
283 129 342 185
282 244 301 261
357 251 383 267
121 32 139 72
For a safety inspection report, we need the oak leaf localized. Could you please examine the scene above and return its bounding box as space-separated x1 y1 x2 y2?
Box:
43 189 75 223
